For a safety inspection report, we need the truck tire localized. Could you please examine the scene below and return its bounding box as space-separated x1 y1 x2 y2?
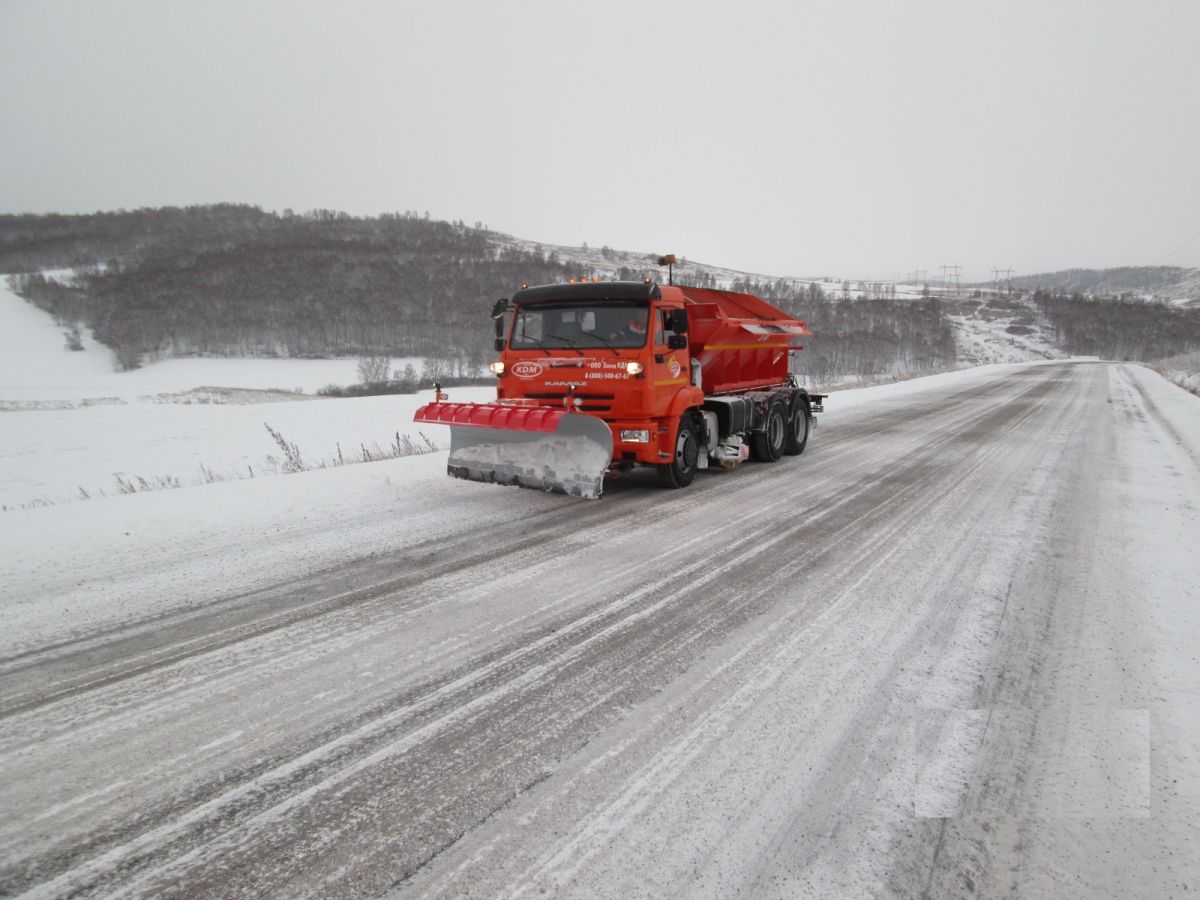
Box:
657 415 700 489
784 395 811 456
751 399 786 462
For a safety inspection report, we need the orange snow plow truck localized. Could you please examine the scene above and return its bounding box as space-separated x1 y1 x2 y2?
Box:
414 279 825 499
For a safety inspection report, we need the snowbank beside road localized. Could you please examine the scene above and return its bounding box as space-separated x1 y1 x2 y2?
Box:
0 448 563 656
1150 351 1200 396
0 385 493 508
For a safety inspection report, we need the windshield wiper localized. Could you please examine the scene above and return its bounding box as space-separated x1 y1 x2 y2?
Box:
519 332 621 357
583 332 622 357
543 333 582 351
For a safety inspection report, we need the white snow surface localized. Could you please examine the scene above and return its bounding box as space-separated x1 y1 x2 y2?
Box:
450 433 611 498
0 281 492 508
2 276 1200 896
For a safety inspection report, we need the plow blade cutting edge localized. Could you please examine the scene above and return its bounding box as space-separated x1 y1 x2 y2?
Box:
414 402 614 499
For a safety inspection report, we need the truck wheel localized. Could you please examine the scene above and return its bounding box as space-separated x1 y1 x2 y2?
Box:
657 415 700 489
751 399 786 462
784 396 811 456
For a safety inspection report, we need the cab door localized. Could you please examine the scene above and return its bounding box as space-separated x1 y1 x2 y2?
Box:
648 305 688 416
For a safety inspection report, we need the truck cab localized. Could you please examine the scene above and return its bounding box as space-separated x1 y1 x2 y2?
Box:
493 281 703 470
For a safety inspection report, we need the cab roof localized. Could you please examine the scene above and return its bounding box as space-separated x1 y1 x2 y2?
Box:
511 281 662 304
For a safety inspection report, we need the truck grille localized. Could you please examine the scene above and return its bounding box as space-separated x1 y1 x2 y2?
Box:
523 392 615 413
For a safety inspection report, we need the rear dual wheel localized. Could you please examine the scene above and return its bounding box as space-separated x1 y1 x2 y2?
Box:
784 395 811 456
751 399 787 462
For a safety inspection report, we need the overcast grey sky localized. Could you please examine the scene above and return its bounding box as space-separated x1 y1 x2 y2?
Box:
2 0 1198 281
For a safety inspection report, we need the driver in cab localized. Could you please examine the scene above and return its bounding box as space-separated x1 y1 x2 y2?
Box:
608 313 647 344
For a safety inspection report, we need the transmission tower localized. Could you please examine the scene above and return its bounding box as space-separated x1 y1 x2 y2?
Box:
939 264 962 296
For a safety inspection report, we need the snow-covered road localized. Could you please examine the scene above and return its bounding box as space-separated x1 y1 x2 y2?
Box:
1 361 1197 897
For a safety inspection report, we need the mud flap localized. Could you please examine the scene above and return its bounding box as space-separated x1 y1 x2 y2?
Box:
414 403 613 499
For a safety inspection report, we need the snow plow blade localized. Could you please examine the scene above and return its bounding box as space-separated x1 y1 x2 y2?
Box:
414 402 613 499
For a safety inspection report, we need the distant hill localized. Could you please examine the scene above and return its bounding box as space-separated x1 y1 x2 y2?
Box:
2 206 592 369
0 205 959 382
2 205 1198 380
1006 266 1199 305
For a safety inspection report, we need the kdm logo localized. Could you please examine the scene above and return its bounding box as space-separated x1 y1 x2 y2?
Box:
512 361 544 378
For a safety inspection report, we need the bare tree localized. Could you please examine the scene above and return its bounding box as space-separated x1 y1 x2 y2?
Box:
356 355 391 385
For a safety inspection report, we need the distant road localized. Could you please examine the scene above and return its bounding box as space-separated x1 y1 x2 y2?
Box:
2 361 1197 898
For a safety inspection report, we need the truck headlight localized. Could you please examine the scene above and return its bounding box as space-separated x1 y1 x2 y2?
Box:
626 361 644 375
620 429 651 443
488 361 505 375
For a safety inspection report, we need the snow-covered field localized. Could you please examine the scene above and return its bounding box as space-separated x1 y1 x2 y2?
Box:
0 388 499 509
0 282 490 508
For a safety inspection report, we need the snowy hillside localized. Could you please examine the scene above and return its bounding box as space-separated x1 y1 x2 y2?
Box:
488 231 926 301
944 294 1064 366
1004 265 1200 307
0 278 380 404
1166 268 1200 307
488 234 1067 369
488 233 822 291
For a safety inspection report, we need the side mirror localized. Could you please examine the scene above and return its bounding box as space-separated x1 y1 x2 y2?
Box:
667 334 688 350
668 309 689 334
492 298 509 348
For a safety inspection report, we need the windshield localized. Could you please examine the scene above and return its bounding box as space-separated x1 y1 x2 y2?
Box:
510 301 650 350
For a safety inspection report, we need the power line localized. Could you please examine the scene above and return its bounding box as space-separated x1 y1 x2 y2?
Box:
1154 220 1200 266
